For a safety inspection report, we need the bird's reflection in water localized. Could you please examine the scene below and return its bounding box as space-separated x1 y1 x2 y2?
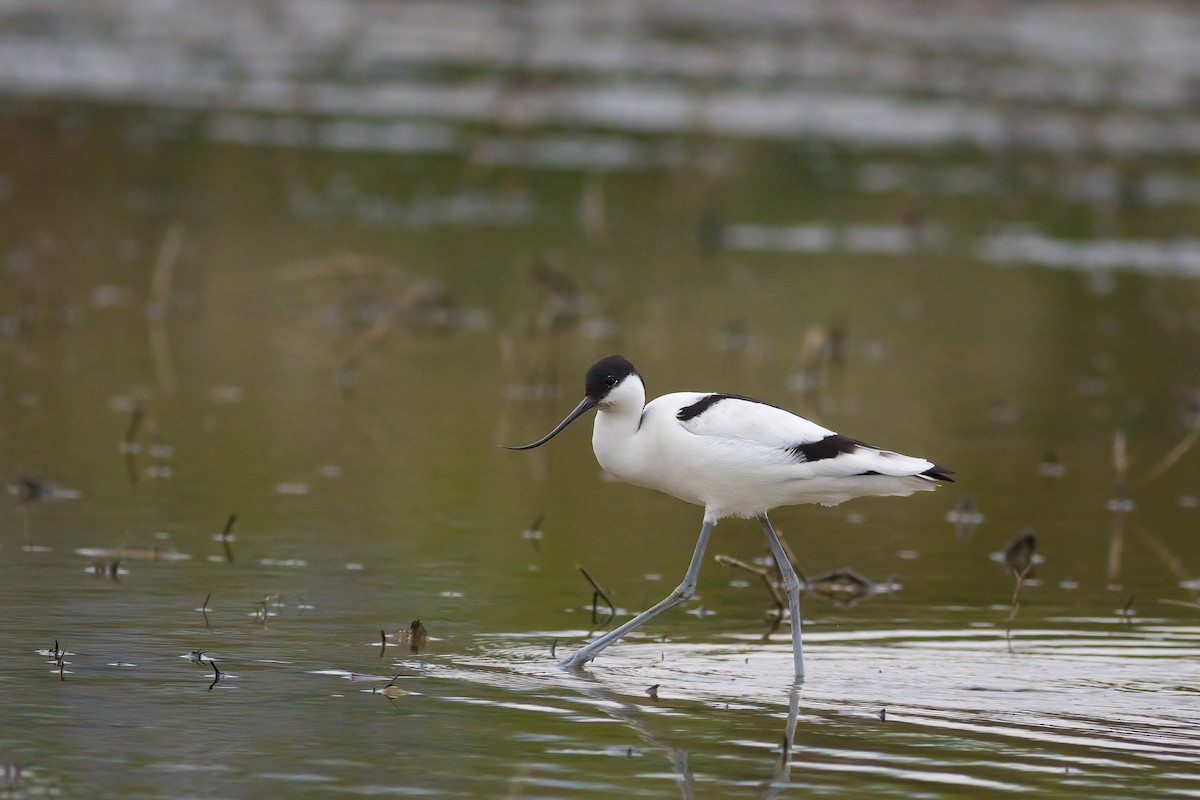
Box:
562 673 804 800
769 681 804 798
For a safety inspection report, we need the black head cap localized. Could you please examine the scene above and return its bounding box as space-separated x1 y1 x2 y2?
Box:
584 355 639 401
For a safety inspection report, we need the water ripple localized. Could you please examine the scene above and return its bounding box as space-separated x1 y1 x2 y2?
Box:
440 622 1200 796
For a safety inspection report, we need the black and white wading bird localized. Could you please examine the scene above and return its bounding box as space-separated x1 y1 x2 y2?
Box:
505 355 952 679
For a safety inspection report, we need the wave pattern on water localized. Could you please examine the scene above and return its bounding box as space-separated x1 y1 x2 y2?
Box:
444 622 1200 797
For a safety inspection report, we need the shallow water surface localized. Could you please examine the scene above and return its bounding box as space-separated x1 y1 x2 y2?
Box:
4 551 1200 798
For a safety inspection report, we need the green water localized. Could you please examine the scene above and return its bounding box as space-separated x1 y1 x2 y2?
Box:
3 35 1200 799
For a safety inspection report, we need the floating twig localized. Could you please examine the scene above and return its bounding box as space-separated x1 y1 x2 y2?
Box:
1120 594 1136 623
1003 530 1037 653
521 514 544 552
1005 565 1032 654
1145 421 1200 482
380 676 408 703
123 408 142 441
220 513 236 563
252 594 281 627
1159 598 1200 611
806 568 879 608
409 619 429 654
577 565 616 626
715 554 786 617
1004 529 1037 576
49 639 67 681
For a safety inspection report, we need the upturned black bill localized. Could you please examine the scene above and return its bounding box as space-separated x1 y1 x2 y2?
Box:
502 396 598 450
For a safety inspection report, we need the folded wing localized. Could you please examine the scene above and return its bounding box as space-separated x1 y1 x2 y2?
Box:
674 393 949 480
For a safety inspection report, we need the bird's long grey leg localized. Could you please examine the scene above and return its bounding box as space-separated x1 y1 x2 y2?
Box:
758 514 805 680
559 512 716 669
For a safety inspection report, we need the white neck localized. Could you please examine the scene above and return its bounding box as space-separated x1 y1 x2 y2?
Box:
590 377 646 478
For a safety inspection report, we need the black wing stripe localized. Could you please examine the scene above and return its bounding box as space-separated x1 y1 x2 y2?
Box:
788 434 863 463
676 393 762 422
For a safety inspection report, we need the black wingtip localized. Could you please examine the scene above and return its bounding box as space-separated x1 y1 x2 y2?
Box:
923 465 955 483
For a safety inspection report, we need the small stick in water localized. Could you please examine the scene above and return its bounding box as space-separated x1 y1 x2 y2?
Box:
1145 420 1200 482
1120 594 1135 623
1159 598 1200 611
715 554 786 619
220 514 236 563
1004 530 1037 653
521 514 544 552
578 565 615 626
409 620 429 654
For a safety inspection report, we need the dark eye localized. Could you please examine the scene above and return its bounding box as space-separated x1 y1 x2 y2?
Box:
604 375 618 388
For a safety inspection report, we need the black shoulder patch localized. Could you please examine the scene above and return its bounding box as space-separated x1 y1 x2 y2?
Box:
789 434 862 463
676 393 760 422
